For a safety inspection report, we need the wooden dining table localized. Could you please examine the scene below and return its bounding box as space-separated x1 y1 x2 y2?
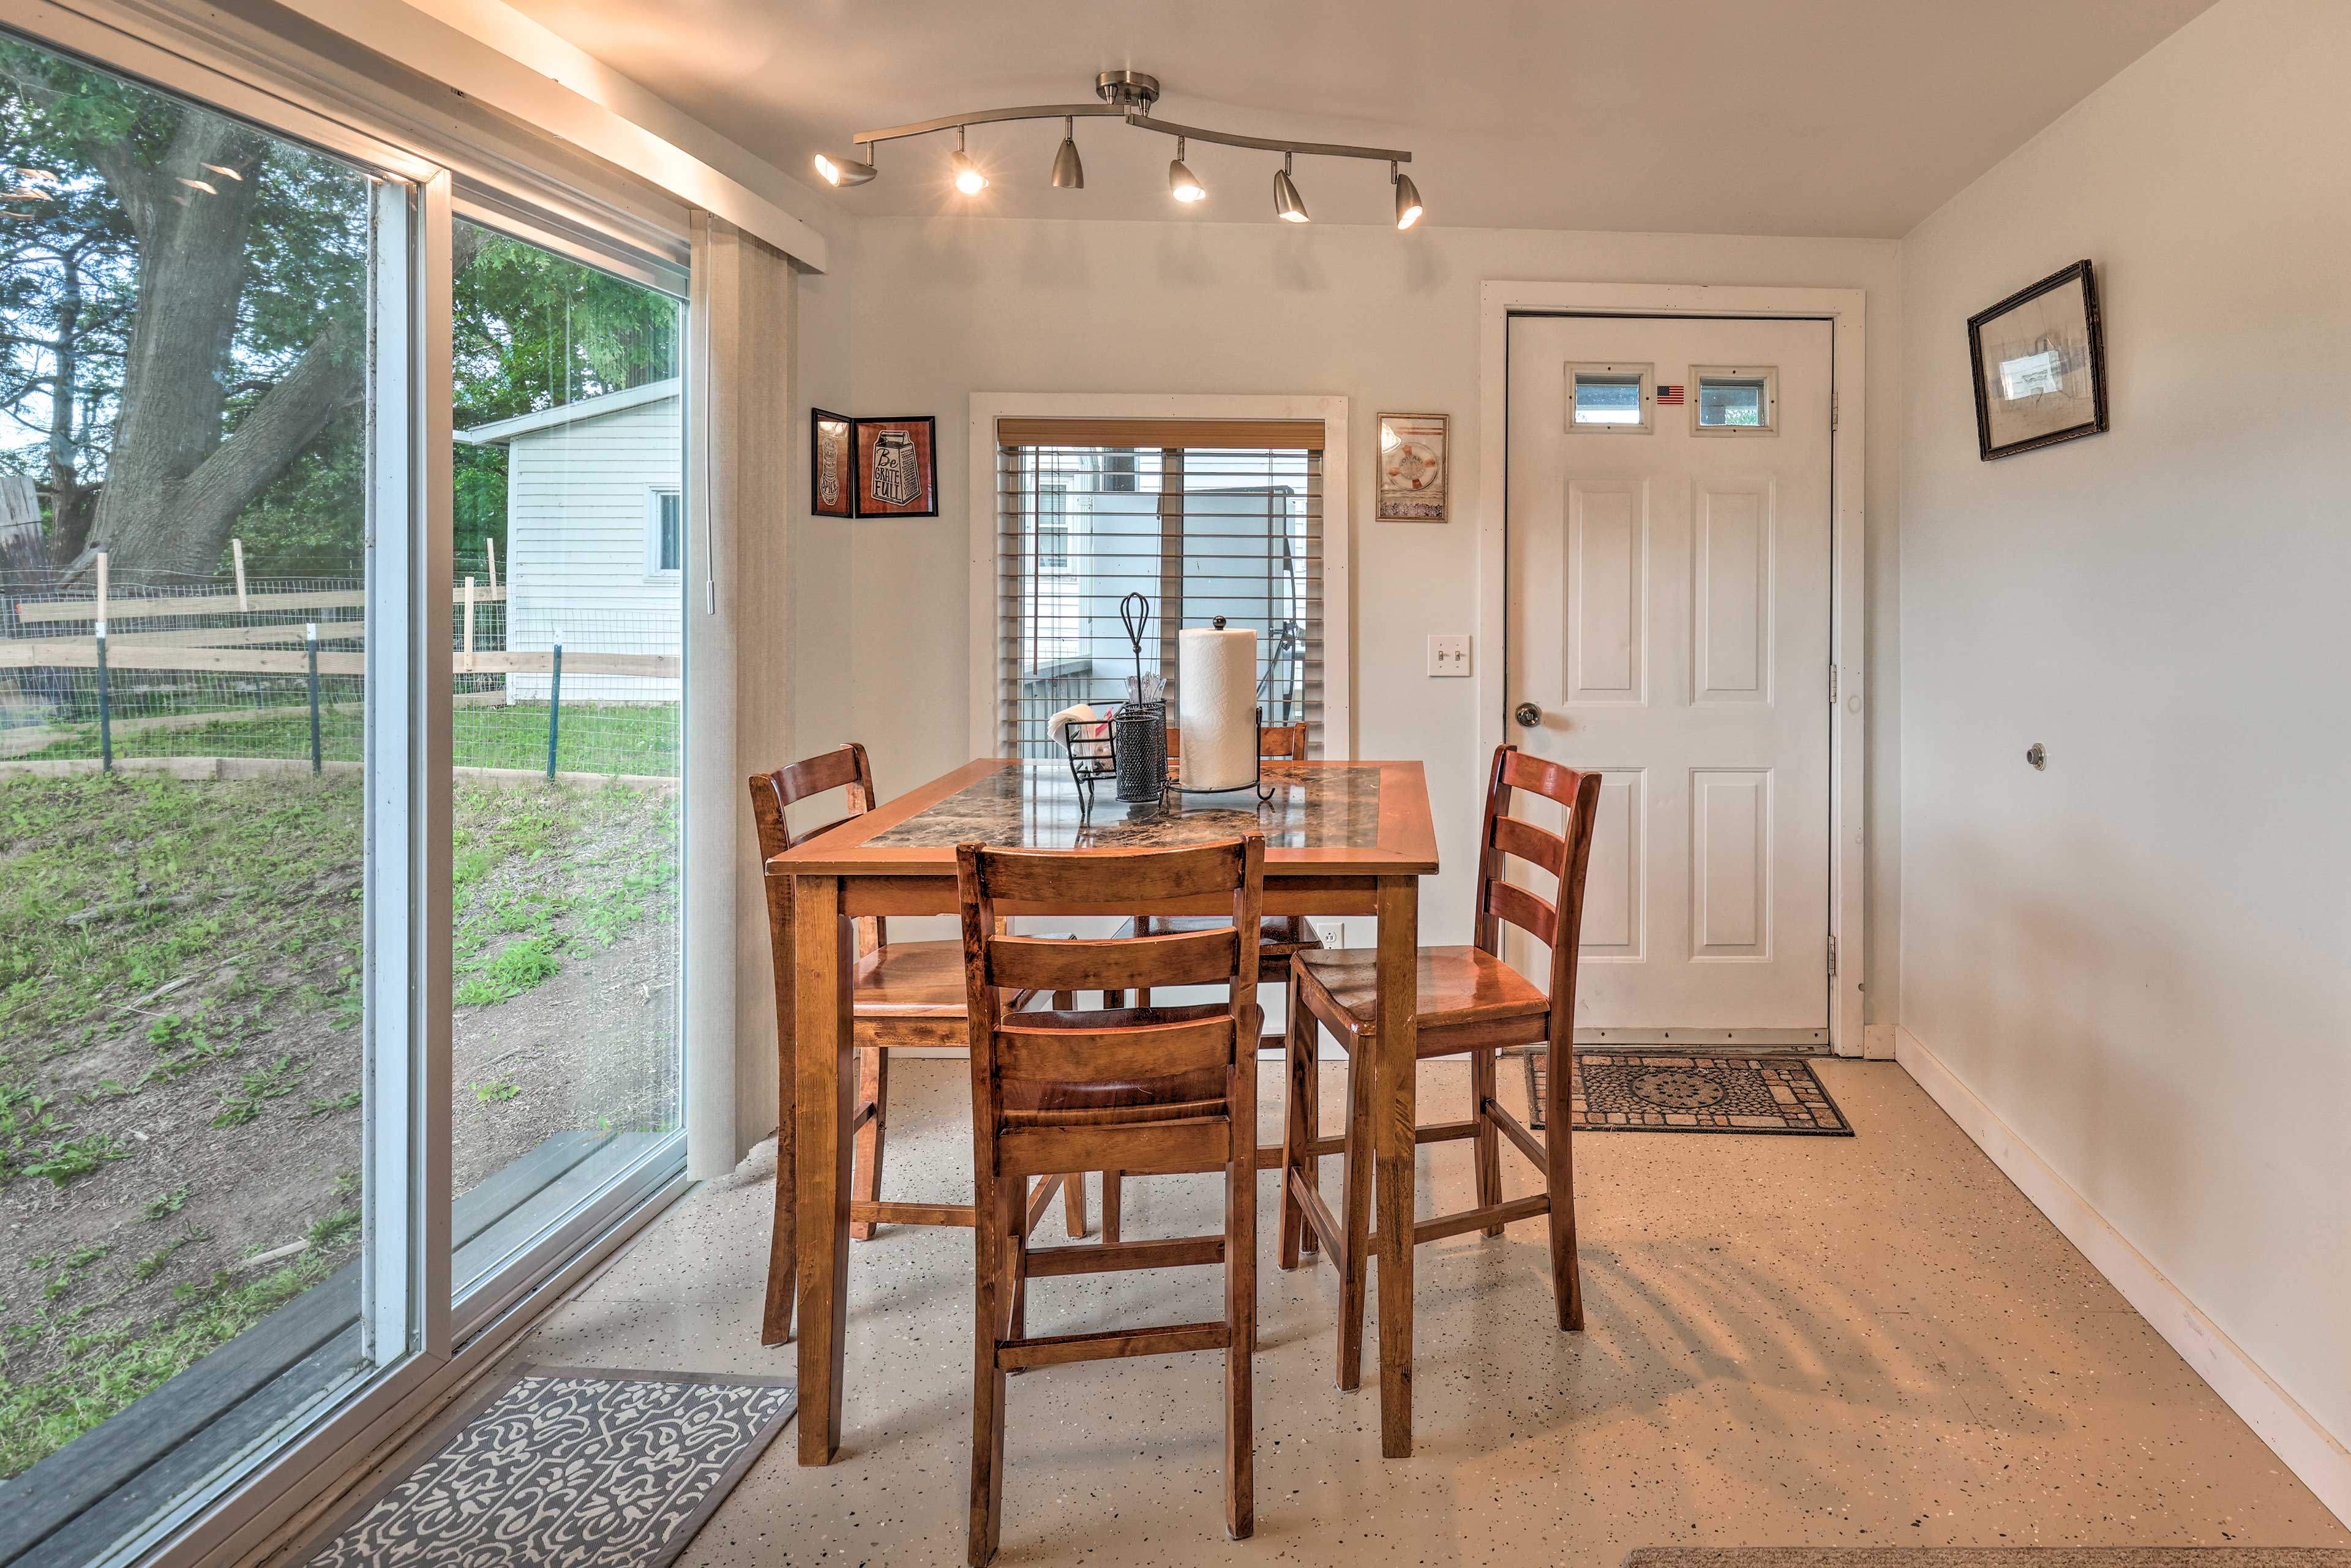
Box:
765 756 1440 1463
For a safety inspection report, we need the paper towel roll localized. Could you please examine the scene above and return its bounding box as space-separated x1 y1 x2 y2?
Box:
1177 625 1258 790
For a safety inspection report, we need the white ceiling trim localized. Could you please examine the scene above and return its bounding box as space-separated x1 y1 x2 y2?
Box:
266 0 830 270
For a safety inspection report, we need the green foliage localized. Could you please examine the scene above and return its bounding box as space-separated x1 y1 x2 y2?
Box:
212 1054 305 1127
304 1089 361 1117
133 1228 206 1283
20 1131 126 1187
472 1076 520 1105
453 939 563 1007
142 1184 189 1220
304 1206 358 1251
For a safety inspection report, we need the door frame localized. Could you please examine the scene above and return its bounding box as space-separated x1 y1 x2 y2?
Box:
1477 282 1867 1056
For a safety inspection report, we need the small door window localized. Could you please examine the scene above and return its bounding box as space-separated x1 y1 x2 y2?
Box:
647 486 684 572
1692 366 1778 435
1566 363 1654 433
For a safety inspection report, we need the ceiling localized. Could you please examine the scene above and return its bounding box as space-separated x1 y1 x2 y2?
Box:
503 0 2214 238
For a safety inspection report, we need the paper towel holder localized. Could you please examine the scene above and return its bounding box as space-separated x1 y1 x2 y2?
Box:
1163 702 1280 808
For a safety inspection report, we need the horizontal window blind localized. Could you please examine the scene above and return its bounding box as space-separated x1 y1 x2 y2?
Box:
997 422 1324 760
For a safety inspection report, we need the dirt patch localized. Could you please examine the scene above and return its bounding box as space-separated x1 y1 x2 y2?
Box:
0 769 677 1478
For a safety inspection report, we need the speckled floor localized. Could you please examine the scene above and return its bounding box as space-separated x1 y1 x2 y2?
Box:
517 1058 2349 1566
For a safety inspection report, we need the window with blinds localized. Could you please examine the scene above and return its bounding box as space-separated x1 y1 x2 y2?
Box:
996 418 1325 759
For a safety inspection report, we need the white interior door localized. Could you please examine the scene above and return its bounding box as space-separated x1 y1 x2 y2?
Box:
1505 315 1833 1043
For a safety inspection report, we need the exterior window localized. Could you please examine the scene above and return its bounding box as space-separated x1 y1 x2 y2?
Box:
997 433 1322 757
1569 363 1654 432
1694 366 1779 434
648 486 684 572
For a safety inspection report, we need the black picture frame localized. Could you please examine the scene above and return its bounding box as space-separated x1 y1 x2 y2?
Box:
1967 259 2109 462
811 408 853 517
849 416 939 518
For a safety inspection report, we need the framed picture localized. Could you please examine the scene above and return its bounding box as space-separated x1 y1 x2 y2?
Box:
1967 260 2108 461
1376 412 1448 521
850 416 937 518
811 408 853 517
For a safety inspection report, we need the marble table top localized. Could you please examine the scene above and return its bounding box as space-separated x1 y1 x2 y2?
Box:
866 760 1384 852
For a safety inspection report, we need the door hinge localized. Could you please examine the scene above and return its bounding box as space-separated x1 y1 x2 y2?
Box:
1828 663 1839 703
1831 390 1840 431
1828 934 1838 979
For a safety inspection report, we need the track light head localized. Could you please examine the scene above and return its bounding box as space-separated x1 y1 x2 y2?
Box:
1272 152 1309 223
950 127 988 195
1168 136 1204 203
1051 118 1084 189
814 151 877 187
1392 165 1422 230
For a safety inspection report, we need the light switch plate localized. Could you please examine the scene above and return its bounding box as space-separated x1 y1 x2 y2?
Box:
1427 634 1471 677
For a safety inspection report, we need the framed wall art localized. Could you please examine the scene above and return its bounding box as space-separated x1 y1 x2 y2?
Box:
811 408 853 517
851 416 938 517
1967 260 2109 461
1376 411 1448 521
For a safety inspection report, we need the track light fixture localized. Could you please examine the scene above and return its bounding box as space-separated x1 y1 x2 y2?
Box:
829 69 1419 227
1168 137 1205 203
813 150 877 187
949 126 988 195
1392 162 1422 230
1051 117 1084 189
1273 151 1310 223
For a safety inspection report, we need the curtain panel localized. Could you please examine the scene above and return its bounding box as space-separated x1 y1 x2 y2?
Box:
684 215 797 1177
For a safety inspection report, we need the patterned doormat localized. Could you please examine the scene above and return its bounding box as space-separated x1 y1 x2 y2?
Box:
302 1365 795 1567
1515 1050 1853 1136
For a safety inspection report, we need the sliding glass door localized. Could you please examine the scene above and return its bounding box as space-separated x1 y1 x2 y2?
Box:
444 219 686 1326
0 26 691 1565
0 34 418 1563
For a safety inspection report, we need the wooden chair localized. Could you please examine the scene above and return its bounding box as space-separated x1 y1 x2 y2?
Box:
751 743 1083 1348
1278 744 1600 1387
958 835 1264 1564
1102 720 1313 1247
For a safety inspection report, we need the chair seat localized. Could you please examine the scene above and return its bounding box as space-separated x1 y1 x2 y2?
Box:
852 939 970 1018
1293 945 1549 1043
1120 912 1324 959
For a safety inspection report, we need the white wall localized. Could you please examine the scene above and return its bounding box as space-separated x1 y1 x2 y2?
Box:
1899 0 2351 1501
844 217 1902 1012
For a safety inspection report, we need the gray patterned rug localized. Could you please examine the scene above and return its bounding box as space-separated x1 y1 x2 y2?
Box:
1517 1049 1854 1136
302 1365 795 1567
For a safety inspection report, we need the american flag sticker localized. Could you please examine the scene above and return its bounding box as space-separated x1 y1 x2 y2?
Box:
1655 384 1685 405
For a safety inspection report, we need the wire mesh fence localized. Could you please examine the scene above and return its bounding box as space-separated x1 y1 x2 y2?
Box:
1 569 679 779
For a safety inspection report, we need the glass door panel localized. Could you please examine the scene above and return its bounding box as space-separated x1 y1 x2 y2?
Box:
0 33 411 1561
445 219 684 1315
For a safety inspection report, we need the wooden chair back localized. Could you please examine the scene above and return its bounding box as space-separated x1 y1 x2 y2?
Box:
958 838 1265 1176
1166 721 1308 762
751 741 884 951
1471 746 1603 1035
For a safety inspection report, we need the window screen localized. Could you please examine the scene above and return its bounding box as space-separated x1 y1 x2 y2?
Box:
1694 366 1777 433
996 420 1324 758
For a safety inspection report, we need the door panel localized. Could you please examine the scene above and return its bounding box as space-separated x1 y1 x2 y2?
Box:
1506 315 1832 1039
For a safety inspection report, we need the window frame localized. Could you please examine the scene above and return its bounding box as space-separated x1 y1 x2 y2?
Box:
1565 361 1656 433
647 484 686 576
968 394 1352 760
1690 363 1780 436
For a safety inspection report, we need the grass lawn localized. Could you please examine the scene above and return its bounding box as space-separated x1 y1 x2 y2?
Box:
0 768 676 1479
19 697 678 779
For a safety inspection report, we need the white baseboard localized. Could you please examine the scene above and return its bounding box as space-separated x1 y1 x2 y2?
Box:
1895 1024 2351 1528
1862 1023 1897 1060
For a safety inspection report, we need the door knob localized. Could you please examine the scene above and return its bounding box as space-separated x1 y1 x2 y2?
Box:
1513 701 1542 729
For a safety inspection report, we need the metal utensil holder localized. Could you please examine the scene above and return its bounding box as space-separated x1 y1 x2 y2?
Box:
1063 703 1173 819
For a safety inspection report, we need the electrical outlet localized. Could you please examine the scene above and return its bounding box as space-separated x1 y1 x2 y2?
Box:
1427 634 1471 677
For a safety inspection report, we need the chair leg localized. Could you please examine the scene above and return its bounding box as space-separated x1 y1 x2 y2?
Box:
849 1046 887 1242
760 1076 795 1346
1224 1043 1257 1539
1277 981 1313 1271
1543 1037 1584 1331
1102 1170 1122 1245
1062 1171 1087 1238
1471 1046 1504 1238
969 1176 1013 1566
1298 988 1319 1257
1335 1035 1375 1390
